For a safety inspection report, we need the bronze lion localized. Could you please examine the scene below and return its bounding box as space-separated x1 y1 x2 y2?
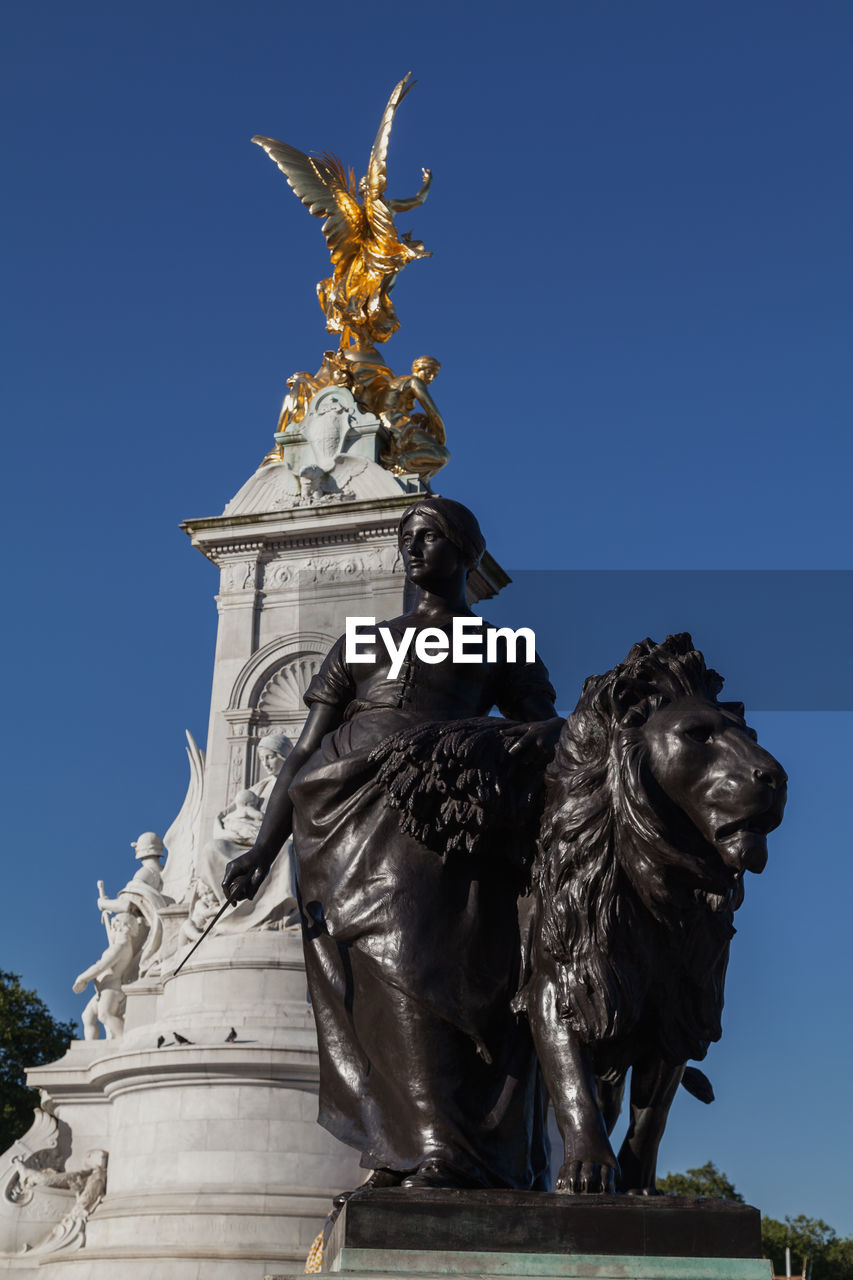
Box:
520 634 786 1193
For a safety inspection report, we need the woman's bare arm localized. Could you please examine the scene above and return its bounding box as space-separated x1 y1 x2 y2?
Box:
222 700 343 902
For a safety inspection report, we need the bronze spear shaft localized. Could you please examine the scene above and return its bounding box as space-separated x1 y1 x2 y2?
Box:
172 895 236 976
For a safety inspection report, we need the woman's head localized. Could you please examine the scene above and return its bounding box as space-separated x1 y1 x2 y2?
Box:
258 731 292 775
397 497 486 573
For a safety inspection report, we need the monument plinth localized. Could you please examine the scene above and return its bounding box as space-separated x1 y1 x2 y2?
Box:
319 1189 771 1280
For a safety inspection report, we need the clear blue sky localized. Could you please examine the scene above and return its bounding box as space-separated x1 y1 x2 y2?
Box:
2 0 851 1234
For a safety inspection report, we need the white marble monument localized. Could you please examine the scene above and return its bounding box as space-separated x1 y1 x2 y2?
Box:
0 390 508 1277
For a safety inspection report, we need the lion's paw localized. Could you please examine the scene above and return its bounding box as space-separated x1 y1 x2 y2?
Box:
555 1160 616 1194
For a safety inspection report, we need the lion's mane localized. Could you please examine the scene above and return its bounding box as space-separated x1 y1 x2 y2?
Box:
532 633 744 1070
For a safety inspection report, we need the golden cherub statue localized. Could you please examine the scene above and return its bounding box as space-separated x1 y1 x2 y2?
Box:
253 74 449 481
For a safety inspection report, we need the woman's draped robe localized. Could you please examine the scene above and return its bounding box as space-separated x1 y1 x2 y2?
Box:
290 621 555 1188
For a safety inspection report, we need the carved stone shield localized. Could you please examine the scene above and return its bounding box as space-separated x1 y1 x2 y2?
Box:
303 387 356 471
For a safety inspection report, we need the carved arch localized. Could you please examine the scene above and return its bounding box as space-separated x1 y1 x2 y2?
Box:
227 632 336 712
224 633 337 796
257 657 322 717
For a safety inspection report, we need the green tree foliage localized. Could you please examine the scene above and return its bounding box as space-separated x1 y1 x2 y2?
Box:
660 1163 853 1279
657 1160 744 1202
761 1214 853 1280
0 971 76 1153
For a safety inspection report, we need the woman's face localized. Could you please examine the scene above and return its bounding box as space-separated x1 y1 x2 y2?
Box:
259 748 283 775
399 514 464 586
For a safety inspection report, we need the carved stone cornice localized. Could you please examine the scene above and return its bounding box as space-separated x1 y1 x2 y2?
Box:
181 493 417 558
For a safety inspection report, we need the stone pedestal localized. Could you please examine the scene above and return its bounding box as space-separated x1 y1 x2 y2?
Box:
21 932 362 1279
298 1189 773 1280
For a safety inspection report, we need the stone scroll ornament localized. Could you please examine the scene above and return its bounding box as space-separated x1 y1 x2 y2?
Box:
372 633 787 1195
0 1103 107 1261
252 73 449 481
11 1151 107 1256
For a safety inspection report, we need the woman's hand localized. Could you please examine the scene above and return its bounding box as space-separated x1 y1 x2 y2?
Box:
222 847 275 903
506 717 564 759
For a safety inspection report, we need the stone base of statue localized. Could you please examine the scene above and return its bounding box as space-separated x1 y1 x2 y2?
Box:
267 1189 771 1280
3 930 361 1279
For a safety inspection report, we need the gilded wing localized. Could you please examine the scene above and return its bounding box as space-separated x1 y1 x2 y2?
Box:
251 136 364 266
364 73 415 247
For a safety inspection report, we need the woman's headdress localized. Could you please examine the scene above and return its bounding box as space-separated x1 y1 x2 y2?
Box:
398 497 486 572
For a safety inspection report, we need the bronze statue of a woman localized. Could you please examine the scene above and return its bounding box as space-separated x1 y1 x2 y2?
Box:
223 497 561 1191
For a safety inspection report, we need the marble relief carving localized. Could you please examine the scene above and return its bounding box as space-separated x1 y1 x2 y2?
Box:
262 544 401 589
0 1100 108 1259
257 657 321 719
220 559 258 594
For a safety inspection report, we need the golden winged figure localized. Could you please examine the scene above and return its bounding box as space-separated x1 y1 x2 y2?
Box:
253 72 432 350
